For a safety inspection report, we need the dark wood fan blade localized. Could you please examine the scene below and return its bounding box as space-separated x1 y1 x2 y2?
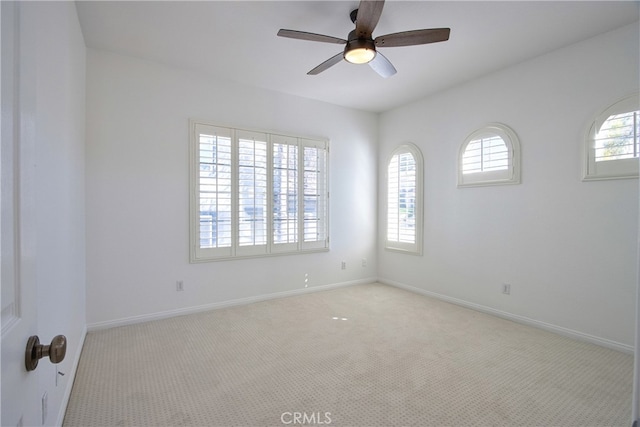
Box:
355 0 385 38
375 28 450 47
307 52 344 75
277 29 346 44
369 51 396 78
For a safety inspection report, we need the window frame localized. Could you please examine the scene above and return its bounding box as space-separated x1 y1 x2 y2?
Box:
583 93 639 181
189 120 329 262
457 123 521 188
384 143 423 255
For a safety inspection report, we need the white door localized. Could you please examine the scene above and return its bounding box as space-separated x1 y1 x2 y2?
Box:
1 2 41 426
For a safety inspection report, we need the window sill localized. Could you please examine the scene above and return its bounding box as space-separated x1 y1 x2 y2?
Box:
190 247 329 263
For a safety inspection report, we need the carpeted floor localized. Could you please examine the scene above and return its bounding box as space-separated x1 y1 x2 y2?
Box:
64 283 632 426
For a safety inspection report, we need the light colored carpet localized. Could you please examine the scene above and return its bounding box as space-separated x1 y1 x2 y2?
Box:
64 283 632 426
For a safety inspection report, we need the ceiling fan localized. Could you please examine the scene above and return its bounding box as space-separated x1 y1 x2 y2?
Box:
277 0 450 78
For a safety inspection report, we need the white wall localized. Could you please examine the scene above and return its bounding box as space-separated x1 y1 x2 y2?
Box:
85 50 378 326
378 22 639 349
23 1 87 425
84 11 638 350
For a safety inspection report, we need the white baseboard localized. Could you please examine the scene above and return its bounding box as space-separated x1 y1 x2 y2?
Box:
56 324 87 426
378 277 633 354
87 276 633 354
87 277 376 332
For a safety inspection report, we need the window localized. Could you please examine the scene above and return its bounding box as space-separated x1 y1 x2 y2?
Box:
458 123 521 187
583 93 639 181
385 143 423 255
190 121 328 262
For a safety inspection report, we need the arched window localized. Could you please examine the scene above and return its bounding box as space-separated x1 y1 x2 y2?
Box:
385 143 423 254
584 93 639 181
458 123 521 187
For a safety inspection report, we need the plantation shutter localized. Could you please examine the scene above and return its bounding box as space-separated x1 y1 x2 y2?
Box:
462 136 509 174
387 152 416 244
584 93 640 180
594 111 639 162
457 124 520 187
237 130 268 256
195 123 233 259
385 143 423 255
301 139 328 250
272 135 299 252
190 121 329 262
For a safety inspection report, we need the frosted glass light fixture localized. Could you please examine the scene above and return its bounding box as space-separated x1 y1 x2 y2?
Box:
344 36 376 64
344 46 376 64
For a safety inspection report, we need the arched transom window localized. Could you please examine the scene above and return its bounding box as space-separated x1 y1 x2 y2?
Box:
584 93 639 181
458 123 521 187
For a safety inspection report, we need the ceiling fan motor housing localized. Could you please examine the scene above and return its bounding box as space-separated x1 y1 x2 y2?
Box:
344 30 377 63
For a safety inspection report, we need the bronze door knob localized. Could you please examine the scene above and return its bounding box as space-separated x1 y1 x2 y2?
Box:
25 335 67 372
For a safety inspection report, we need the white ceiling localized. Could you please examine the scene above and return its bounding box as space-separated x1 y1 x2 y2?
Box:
76 1 639 113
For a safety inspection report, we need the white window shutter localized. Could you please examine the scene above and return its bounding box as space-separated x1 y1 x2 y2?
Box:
190 121 329 262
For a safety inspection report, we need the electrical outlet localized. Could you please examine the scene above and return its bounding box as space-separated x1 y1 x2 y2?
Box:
362 258 367 267
304 273 309 287
341 261 346 270
502 284 511 295
176 280 184 292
